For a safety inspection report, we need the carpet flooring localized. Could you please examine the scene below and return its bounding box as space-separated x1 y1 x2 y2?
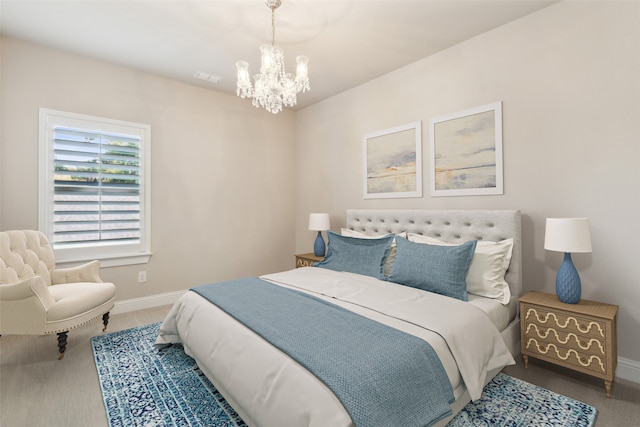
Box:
92 322 597 427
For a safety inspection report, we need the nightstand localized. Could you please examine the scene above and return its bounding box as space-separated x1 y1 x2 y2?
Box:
519 291 618 397
295 253 323 268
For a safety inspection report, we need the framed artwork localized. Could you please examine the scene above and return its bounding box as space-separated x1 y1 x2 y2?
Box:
429 101 503 197
363 121 422 199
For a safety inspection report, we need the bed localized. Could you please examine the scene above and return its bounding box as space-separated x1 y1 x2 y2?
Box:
156 209 522 427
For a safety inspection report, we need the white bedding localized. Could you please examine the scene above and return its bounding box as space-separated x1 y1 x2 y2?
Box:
156 267 515 427
467 293 515 331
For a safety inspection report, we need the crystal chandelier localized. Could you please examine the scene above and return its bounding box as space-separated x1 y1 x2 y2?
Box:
236 0 310 114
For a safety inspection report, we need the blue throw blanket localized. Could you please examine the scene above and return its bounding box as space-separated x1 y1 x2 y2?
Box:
192 278 454 427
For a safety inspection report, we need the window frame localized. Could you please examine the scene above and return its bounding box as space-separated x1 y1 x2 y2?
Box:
38 108 152 267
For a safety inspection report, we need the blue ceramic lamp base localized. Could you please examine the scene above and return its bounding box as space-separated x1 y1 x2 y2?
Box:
313 231 325 257
556 252 581 304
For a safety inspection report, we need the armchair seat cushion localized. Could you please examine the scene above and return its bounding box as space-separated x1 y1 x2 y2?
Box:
47 282 116 323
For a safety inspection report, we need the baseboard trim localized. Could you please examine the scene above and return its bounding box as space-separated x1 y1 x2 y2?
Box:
617 357 640 384
111 290 640 385
111 290 187 315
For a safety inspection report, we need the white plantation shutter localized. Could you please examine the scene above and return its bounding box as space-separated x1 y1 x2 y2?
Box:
39 109 151 266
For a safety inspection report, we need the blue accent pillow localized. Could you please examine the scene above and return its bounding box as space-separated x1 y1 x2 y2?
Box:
388 237 477 301
314 231 394 279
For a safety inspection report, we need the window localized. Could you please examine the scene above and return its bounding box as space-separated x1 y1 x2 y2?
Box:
39 109 151 266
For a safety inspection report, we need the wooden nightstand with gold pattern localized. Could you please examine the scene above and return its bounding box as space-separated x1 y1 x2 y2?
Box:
295 253 323 268
519 291 618 397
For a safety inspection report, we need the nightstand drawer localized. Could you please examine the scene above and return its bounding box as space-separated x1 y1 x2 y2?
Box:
523 337 607 376
522 305 606 340
523 323 605 356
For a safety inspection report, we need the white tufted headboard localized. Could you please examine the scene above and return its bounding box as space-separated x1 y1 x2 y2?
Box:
345 209 523 304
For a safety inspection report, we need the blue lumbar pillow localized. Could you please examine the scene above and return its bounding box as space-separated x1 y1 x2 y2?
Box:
389 237 477 301
314 231 394 280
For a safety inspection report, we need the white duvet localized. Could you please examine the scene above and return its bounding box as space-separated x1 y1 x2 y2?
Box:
156 268 515 427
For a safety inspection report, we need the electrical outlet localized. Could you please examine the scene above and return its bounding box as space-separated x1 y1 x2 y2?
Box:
138 271 147 283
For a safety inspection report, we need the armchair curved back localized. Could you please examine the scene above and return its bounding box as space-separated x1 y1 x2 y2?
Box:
0 230 56 286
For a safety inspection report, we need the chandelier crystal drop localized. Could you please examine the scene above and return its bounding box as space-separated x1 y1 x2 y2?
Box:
236 0 310 114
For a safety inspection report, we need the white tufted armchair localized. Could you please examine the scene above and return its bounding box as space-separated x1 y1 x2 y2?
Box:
0 230 116 359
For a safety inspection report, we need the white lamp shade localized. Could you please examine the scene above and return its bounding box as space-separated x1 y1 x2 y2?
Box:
236 61 250 84
308 213 330 231
260 45 276 74
296 55 309 79
544 218 592 253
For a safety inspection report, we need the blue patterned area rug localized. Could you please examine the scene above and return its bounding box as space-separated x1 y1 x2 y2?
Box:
92 322 596 427
91 322 246 427
449 372 597 427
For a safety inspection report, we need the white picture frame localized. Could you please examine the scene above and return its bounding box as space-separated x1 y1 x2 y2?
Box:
429 101 503 197
363 121 422 199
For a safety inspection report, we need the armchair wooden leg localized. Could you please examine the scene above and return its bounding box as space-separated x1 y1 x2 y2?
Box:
102 312 110 332
57 331 68 360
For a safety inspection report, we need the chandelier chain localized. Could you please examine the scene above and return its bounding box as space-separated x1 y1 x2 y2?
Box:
271 6 276 46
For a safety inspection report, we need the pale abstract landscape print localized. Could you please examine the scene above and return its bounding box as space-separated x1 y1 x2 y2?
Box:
366 129 417 194
434 110 496 191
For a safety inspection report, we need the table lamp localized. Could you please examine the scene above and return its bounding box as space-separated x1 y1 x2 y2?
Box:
544 218 592 304
308 213 331 257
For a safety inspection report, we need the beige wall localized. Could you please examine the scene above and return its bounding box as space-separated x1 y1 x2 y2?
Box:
295 1 640 370
0 37 297 301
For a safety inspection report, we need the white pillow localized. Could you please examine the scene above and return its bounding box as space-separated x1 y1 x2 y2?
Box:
341 229 407 277
407 233 513 305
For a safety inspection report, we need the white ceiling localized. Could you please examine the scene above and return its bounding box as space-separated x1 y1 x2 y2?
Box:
0 0 557 110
